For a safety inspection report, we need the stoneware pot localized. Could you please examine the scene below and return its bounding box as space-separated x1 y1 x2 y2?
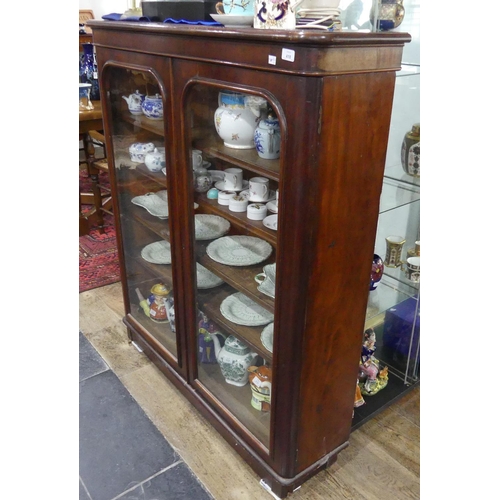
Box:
141 93 163 120
129 142 156 162
214 92 265 149
122 90 145 115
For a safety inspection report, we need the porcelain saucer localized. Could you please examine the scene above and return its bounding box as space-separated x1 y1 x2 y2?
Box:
215 180 249 192
266 201 278 214
263 214 278 231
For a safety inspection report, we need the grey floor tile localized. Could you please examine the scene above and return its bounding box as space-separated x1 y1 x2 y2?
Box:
80 370 178 500
118 462 214 500
80 478 92 500
80 331 109 382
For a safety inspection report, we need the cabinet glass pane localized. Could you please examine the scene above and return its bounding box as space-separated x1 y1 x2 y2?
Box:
105 66 178 360
185 84 280 449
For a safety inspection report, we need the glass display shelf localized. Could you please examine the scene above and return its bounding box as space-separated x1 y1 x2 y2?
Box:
397 63 420 77
379 177 420 214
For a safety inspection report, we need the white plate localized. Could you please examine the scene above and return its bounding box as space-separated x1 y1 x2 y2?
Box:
210 14 254 27
206 235 273 266
260 323 274 353
266 201 278 214
161 167 166 176
194 214 231 240
220 292 274 326
196 263 224 289
263 214 278 231
132 190 169 218
215 180 249 192
141 240 171 264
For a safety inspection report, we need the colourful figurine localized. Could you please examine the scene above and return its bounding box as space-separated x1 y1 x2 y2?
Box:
358 328 389 396
135 284 171 324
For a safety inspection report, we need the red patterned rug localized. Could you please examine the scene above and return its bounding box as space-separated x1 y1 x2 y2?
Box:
79 169 121 293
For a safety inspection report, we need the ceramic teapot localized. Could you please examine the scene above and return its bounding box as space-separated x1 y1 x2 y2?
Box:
141 93 163 120
254 0 305 29
122 90 145 115
129 142 155 162
145 147 166 172
135 283 171 323
209 334 258 386
248 365 272 412
214 92 266 150
254 112 281 159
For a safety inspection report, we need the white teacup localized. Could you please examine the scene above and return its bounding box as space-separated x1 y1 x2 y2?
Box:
192 149 203 169
249 177 269 202
255 263 276 299
224 167 243 191
405 257 420 283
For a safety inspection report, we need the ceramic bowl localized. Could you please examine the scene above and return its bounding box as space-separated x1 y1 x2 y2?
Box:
217 190 233 206
229 194 248 213
247 203 268 220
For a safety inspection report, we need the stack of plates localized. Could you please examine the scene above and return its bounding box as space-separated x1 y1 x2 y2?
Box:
296 7 342 30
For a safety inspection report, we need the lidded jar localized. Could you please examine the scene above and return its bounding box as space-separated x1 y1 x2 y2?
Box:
193 164 212 193
144 147 166 172
401 123 420 177
254 111 281 160
141 93 163 120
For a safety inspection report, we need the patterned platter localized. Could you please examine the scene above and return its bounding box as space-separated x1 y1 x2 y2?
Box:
260 322 274 353
206 235 272 266
196 263 224 289
220 292 274 326
194 214 231 240
131 190 169 218
140 240 171 264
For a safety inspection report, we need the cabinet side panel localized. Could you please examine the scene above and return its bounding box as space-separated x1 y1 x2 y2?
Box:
295 72 396 471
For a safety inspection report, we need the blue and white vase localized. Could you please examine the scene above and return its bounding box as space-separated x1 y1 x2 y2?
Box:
254 114 281 159
79 43 100 101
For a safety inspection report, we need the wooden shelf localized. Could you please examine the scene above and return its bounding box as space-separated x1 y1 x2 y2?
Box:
197 284 273 363
197 362 271 447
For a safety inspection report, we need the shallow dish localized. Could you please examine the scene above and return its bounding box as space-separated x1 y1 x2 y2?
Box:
260 322 274 353
196 263 224 289
206 235 272 266
210 14 254 27
263 214 278 231
266 200 278 214
215 180 249 192
141 240 171 264
220 292 274 326
208 170 225 182
194 214 231 240
131 190 169 218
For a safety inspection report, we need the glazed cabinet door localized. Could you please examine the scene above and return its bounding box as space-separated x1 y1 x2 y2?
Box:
178 78 285 456
101 61 185 374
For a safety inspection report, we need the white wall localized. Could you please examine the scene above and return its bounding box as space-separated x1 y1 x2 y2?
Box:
80 0 130 20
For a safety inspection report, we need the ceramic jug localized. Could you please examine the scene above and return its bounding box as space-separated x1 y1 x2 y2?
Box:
214 92 266 149
254 0 305 30
248 365 272 412
144 147 166 172
209 334 259 386
254 113 281 159
141 93 163 120
122 90 145 115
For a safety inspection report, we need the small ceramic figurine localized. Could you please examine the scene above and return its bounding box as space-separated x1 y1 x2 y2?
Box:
135 284 173 324
197 311 226 364
358 328 389 396
248 365 272 412
209 334 259 386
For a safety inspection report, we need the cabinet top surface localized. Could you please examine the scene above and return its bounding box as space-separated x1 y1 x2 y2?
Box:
87 20 411 47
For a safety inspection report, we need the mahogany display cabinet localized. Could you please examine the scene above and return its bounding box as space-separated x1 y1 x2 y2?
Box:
88 20 411 498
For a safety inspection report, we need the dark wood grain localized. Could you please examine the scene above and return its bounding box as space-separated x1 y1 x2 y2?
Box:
92 24 410 498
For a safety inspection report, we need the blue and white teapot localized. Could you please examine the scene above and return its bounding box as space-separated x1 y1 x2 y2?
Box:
122 90 145 115
254 113 281 160
141 93 163 120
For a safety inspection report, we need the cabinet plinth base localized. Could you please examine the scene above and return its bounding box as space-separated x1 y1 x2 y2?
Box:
127 324 349 498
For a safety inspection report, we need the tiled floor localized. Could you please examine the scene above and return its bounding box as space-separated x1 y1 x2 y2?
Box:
79 332 214 500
